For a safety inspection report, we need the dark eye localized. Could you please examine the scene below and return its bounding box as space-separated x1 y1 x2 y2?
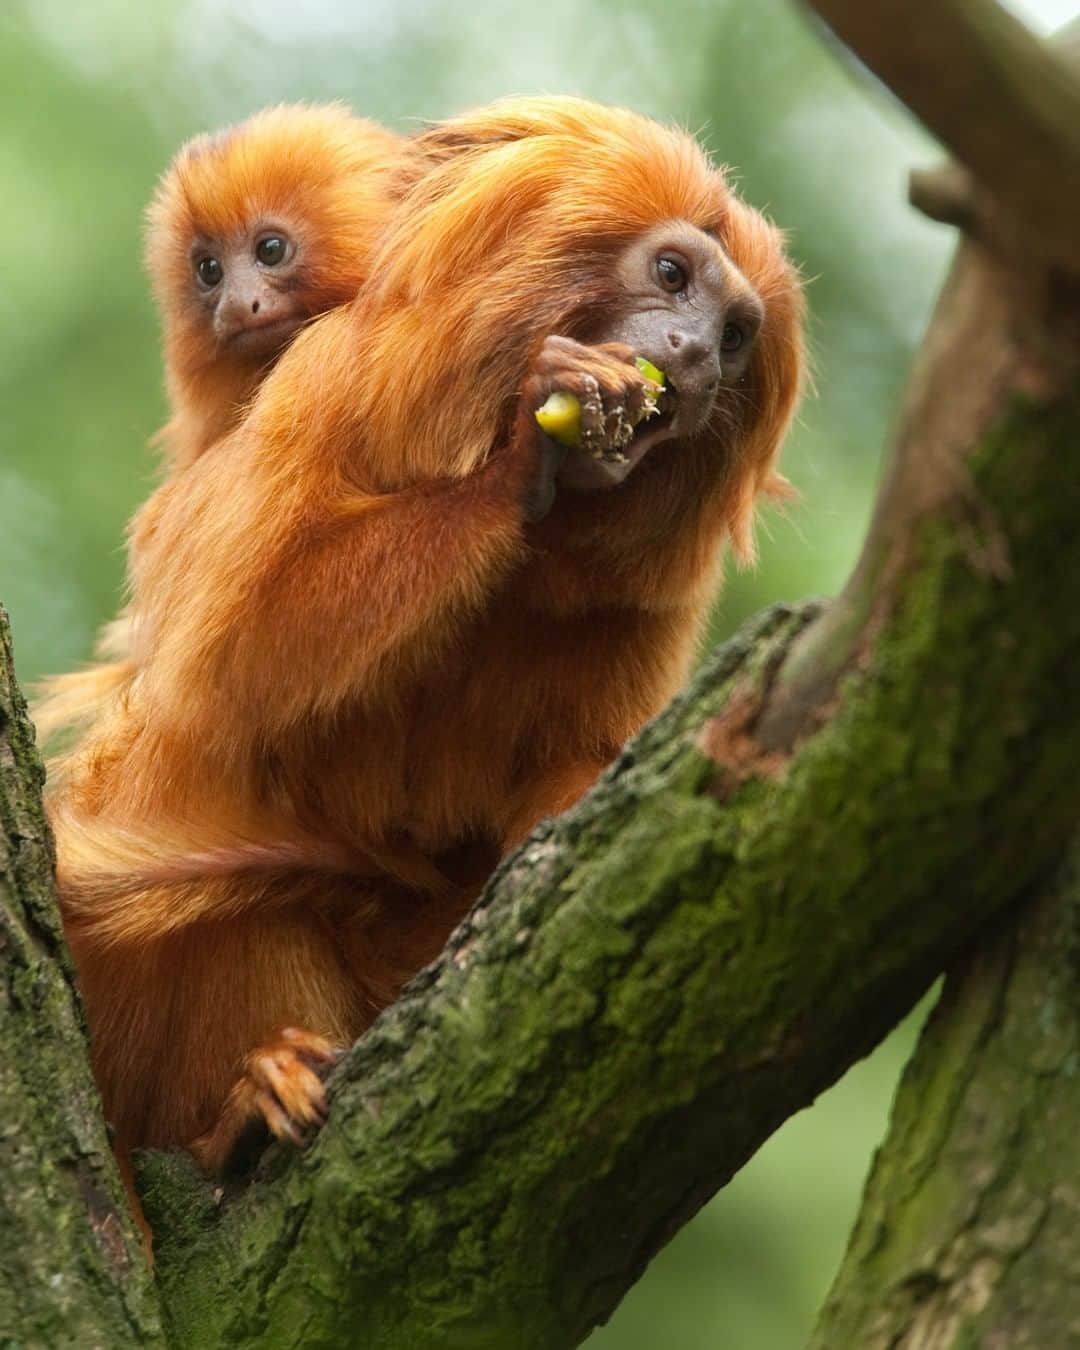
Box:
195 256 222 288
255 235 289 266
721 323 744 353
655 255 687 293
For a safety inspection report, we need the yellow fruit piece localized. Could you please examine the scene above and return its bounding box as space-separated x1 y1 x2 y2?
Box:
535 391 582 448
634 356 666 388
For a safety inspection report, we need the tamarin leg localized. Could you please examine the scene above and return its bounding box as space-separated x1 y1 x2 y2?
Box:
68 898 362 1168
500 759 610 851
191 879 478 1172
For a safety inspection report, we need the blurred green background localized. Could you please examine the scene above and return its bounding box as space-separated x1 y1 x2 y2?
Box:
2 0 1074 1344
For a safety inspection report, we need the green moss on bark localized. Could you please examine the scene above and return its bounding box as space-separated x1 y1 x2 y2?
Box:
0 606 163 1349
811 847 1080 1349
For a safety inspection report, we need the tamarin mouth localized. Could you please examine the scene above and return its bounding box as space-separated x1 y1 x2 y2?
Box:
603 397 677 464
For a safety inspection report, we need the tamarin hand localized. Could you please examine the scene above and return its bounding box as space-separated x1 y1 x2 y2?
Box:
535 352 666 455
526 337 673 497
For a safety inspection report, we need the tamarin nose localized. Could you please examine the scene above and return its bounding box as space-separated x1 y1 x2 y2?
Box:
252 299 261 314
664 329 722 393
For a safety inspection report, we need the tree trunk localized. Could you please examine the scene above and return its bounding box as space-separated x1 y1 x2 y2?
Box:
810 849 1080 1350
0 608 162 1348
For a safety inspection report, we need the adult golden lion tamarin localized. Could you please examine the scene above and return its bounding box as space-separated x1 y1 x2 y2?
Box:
48 96 804 1175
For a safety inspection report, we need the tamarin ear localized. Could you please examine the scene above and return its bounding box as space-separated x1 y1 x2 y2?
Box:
763 470 798 503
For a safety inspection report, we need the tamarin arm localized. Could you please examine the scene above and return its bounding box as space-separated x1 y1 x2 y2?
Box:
130 323 663 736
134 382 558 736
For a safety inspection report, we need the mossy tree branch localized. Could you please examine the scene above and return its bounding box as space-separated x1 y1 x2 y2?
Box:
798 14 1080 1346
810 846 1080 1349
0 608 163 1348
803 0 1080 270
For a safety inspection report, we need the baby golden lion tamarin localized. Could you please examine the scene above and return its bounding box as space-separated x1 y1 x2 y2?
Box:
34 103 408 749
147 101 406 470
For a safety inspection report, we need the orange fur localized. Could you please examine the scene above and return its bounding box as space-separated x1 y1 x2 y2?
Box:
48 96 804 1167
148 101 407 470
32 616 133 751
34 103 409 754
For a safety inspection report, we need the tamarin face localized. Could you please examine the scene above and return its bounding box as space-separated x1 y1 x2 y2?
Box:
369 96 803 511
558 222 767 493
188 218 310 359
145 104 407 379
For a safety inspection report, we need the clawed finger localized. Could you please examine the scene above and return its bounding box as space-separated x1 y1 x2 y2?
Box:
280 1026 343 1071
255 1087 306 1145
573 371 641 463
254 1051 328 1127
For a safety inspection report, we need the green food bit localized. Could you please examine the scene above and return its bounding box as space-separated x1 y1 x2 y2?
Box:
634 356 666 388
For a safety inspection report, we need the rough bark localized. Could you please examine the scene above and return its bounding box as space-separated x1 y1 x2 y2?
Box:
797 11 1080 1349
809 847 1080 1350
0 606 163 1349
